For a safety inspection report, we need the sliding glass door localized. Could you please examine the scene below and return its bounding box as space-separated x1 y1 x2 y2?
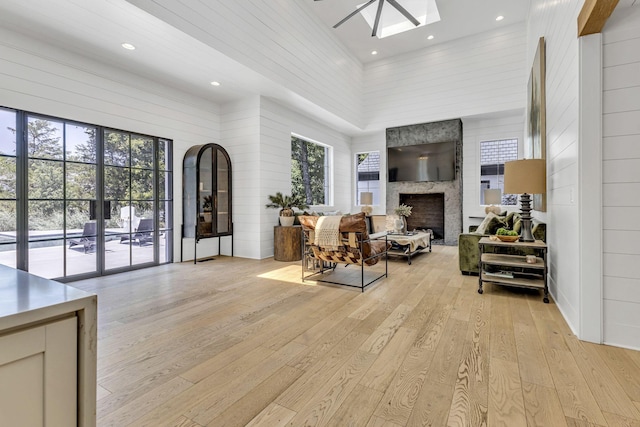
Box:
0 107 172 280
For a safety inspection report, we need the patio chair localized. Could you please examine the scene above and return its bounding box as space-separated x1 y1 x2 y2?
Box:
68 222 97 253
120 218 153 245
133 218 153 246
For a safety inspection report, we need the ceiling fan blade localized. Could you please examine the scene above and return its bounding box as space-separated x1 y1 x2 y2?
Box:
386 0 420 26
371 0 385 37
333 0 378 28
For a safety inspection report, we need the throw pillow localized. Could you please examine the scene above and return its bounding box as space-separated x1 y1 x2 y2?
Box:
476 212 508 235
475 213 496 235
513 218 522 234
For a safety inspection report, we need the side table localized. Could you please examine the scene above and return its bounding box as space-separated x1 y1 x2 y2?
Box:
478 237 549 303
274 225 302 261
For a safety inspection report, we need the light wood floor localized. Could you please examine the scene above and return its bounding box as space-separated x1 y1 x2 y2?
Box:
72 245 640 427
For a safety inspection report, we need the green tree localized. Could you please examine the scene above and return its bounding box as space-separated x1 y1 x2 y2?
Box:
291 136 326 205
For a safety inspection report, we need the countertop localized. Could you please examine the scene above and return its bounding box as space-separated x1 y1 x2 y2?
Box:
0 264 96 332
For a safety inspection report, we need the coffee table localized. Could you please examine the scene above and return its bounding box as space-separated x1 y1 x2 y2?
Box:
384 231 432 265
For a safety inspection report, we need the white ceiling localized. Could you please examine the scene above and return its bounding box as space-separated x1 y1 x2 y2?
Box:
0 0 529 133
308 0 530 63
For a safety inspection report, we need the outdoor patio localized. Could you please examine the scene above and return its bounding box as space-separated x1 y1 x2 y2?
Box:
0 232 168 279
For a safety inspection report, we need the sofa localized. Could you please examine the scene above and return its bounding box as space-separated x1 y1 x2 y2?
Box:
458 212 546 275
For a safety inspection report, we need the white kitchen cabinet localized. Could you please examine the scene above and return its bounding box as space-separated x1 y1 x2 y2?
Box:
0 265 97 427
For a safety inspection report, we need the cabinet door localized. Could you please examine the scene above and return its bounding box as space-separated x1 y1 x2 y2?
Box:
0 316 78 427
215 147 231 234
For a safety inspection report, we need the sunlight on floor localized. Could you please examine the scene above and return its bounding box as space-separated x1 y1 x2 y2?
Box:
257 264 318 286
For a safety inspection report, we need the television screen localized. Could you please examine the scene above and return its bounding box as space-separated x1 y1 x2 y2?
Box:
388 141 456 182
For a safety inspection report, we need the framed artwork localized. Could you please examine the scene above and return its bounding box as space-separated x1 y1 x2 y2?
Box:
527 36 546 212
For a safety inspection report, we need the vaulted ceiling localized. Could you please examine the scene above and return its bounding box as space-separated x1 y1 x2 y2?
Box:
309 0 529 62
0 0 529 133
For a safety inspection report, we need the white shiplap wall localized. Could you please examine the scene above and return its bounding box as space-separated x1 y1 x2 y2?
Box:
363 24 527 131
0 28 220 261
127 0 363 128
239 97 353 259
527 0 582 333
461 113 525 232
602 4 640 349
219 97 262 260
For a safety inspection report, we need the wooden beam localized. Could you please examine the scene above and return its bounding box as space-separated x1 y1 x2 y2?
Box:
578 0 620 36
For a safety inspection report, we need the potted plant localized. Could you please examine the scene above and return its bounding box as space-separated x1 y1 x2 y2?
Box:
266 192 309 226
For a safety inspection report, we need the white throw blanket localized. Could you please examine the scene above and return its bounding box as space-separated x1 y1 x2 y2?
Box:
314 215 342 249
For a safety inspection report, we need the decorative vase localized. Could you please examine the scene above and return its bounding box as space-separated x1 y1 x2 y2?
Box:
402 215 408 233
279 216 295 226
202 212 212 223
394 218 404 234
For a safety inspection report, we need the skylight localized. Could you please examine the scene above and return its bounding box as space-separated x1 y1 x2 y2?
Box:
358 0 441 39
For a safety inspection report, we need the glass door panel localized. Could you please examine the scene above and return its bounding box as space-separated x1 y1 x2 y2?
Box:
104 131 130 167
0 200 17 269
29 240 64 278
65 163 96 199
216 148 230 234
0 106 17 268
62 122 98 279
65 201 97 276
28 200 65 279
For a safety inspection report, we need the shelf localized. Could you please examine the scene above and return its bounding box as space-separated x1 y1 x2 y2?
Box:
481 273 545 289
478 236 549 302
481 254 545 269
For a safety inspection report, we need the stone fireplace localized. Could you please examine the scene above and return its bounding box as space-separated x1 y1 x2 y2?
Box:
386 119 463 245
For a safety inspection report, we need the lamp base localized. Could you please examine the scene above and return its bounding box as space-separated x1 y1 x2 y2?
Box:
361 205 373 215
519 193 535 242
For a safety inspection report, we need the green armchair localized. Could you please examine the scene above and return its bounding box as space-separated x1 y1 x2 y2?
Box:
458 214 546 275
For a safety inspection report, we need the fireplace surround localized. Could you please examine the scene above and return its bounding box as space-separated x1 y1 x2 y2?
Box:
386 119 463 245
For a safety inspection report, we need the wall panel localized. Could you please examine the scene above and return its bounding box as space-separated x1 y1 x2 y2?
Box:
363 24 527 131
602 4 640 349
127 0 363 128
527 0 582 333
461 113 525 232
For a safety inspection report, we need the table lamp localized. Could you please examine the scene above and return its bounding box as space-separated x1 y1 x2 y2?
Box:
483 188 502 215
504 159 546 242
360 192 373 215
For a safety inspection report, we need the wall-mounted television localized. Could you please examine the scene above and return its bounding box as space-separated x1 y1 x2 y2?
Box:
388 141 456 182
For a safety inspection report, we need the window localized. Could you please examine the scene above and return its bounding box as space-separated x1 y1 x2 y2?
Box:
479 139 518 205
0 106 173 280
355 151 380 205
291 135 331 206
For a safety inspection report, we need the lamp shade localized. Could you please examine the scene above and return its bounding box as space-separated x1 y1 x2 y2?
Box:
484 188 502 205
360 191 373 205
504 159 546 195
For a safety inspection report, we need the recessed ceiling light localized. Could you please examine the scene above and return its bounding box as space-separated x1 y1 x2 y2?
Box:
427 35 434 40
496 15 504 21
371 50 378 55
210 81 221 86
121 43 136 50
